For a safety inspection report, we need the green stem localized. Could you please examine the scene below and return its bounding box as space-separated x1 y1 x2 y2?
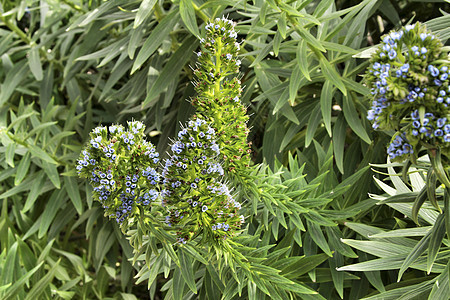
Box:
0 14 31 44
215 39 222 95
445 187 450 240
192 3 209 23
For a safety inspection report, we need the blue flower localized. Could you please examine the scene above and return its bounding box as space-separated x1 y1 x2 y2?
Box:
428 65 439 77
437 118 447 128
400 63 409 73
388 49 397 60
419 127 428 133
405 25 414 31
435 129 444 136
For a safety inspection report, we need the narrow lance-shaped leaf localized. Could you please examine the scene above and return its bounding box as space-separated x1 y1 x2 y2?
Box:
398 229 432 281
134 0 158 28
132 10 181 74
180 0 199 37
427 213 446 274
29 46 43 81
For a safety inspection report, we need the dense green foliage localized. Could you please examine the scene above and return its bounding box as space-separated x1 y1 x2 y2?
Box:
1 0 450 299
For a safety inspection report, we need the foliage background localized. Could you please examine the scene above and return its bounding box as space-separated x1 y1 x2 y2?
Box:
1 0 450 299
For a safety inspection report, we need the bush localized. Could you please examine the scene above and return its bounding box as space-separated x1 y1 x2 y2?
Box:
1 0 450 299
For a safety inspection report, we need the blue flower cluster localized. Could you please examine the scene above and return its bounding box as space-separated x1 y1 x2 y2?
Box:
161 116 244 244
387 134 413 160
77 121 160 225
410 110 450 142
366 23 450 161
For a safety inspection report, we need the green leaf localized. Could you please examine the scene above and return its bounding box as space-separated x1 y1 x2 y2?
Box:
296 39 311 81
340 239 411 258
369 227 432 238
337 256 406 272
28 144 58 164
305 104 321 147
18 237 37 271
279 253 329 278
398 230 432 281
342 94 371 144
320 81 334 137
121 293 139 300
24 259 60 300
177 249 196 293
29 46 43 81
1 241 18 287
277 12 287 39
0 61 28 106
38 189 65 238
249 41 273 68
306 220 333 256
273 30 282 57
426 168 441 212
333 114 346 174
5 142 15 168
6 111 36 131
42 160 60 189
180 0 199 37
289 64 302 102
23 171 46 213
134 0 158 28
412 184 428 224
329 252 344 299
132 10 180 74
427 213 446 274
172 267 185 300
318 54 346 96
325 227 358 258
64 176 82 215
1 262 43 300
143 35 199 106
0 176 35 199
428 260 450 299
293 23 325 52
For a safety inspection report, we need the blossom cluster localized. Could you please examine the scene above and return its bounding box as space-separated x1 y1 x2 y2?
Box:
387 133 413 160
77 121 160 225
161 116 244 244
77 18 249 246
192 17 251 176
366 23 450 161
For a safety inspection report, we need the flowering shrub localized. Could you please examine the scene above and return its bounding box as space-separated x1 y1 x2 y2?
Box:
77 121 160 225
366 23 450 161
78 18 249 245
157 18 250 245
